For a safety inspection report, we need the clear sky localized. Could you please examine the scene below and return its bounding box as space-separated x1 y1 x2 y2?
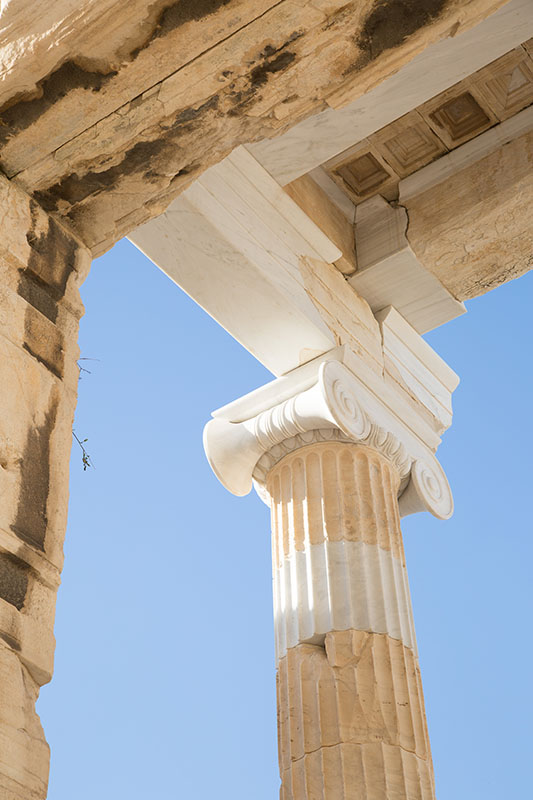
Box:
37 238 533 799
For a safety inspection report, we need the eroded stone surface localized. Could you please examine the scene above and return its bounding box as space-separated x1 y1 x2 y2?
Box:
404 129 533 299
0 0 506 253
0 641 49 800
277 632 433 767
0 173 91 798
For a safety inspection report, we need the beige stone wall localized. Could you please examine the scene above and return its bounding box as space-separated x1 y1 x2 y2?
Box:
0 175 90 798
268 443 434 799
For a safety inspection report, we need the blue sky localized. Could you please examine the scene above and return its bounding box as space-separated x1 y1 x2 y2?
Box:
38 239 532 798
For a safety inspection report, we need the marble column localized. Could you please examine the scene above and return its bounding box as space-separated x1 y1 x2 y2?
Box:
205 356 454 800
269 442 434 799
0 175 91 799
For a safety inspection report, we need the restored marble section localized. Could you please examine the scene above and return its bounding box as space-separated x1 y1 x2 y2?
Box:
269 445 417 658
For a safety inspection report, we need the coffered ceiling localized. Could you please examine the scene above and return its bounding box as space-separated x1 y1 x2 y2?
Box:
323 41 533 204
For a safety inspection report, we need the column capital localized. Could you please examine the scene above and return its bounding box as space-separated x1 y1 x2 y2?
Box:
204 350 453 520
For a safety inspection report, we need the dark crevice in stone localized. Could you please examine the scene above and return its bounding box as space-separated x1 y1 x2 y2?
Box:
154 0 233 38
10 393 58 551
17 201 81 322
0 0 237 149
353 0 449 69
23 200 78 298
250 50 297 88
0 553 30 611
22 340 63 380
34 96 221 211
16 205 76 375
227 36 301 116
131 0 233 59
0 61 118 145
257 29 304 61
17 274 58 323
0 632 22 651
172 94 220 127
31 29 299 214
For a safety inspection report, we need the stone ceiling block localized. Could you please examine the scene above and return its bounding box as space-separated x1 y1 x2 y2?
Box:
472 46 533 120
420 86 496 149
370 110 447 178
325 142 399 204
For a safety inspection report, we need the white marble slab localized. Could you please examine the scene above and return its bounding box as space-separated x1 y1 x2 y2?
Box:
273 539 417 661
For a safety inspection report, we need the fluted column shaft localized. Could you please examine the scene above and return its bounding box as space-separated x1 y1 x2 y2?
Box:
266 442 435 800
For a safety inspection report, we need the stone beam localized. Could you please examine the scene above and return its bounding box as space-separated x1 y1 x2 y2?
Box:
130 147 465 378
0 174 90 799
0 0 506 254
401 125 533 300
130 147 379 377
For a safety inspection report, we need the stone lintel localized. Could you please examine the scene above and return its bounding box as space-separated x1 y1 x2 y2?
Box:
0 0 507 252
131 147 463 386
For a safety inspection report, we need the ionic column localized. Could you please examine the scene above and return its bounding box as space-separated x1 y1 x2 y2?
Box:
0 176 91 798
205 357 454 799
270 442 433 799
